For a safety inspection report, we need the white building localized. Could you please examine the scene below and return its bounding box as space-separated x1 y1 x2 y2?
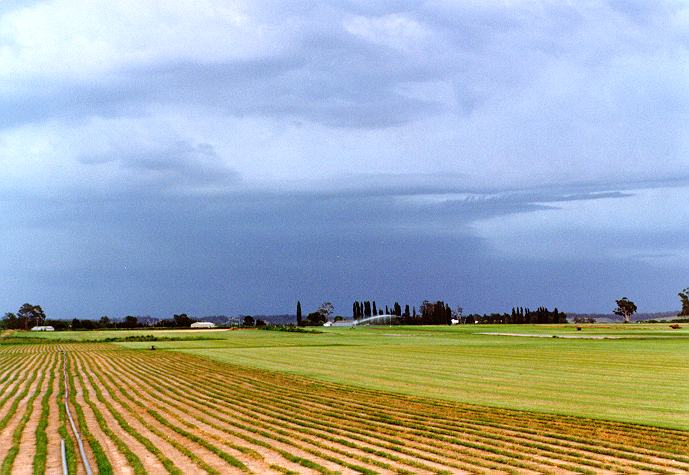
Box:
31 326 55 331
190 321 216 328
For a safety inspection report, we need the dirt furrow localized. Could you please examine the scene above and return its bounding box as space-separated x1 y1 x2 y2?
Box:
134 353 547 474
71 354 133 475
86 351 348 475
102 351 502 474
0 354 47 463
73 354 168 474
78 352 243 475
13 354 57 474
99 351 436 475
43 360 62 475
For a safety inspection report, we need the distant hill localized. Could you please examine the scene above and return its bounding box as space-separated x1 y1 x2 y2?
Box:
566 311 678 323
197 314 296 325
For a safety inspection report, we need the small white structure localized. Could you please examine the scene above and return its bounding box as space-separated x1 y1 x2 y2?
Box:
190 321 216 329
451 319 460 325
322 321 333 327
31 326 54 332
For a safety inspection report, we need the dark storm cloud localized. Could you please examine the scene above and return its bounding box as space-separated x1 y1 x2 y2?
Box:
0 182 648 317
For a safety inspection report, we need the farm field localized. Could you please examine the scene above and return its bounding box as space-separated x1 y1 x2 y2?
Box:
15 324 689 429
1 340 689 474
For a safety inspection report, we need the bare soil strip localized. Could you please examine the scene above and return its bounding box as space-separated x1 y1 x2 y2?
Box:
0 353 48 463
44 363 62 475
13 356 57 474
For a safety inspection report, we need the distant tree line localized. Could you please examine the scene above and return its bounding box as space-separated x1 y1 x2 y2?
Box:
349 299 454 325
350 300 567 325
296 301 333 326
461 307 567 324
1 308 213 330
241 315 267 327
2 303 47 330
678 288 689 316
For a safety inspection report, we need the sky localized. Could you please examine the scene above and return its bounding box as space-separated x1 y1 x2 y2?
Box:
1 0 689 318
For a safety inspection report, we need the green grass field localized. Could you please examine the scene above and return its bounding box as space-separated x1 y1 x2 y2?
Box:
15 323 689 429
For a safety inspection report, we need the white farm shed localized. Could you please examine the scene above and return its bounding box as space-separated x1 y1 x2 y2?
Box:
190 321 216 329
31 326 55 331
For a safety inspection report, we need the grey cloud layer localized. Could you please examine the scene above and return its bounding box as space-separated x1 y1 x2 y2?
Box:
1 1 689 316
2 0 688 193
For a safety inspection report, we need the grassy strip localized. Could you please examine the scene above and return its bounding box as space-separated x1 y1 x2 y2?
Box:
258 325 323 334
172 346 689 447
79 363 182 475
71 358 146 475
33 358 56 474
1 335 223 345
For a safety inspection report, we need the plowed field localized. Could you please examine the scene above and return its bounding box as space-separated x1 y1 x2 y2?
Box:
1 342 689 474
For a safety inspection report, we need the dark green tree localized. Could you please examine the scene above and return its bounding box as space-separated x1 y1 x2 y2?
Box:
243 315 255 327
393 302 401 317
613 297 637 323
173 313 194 327
120 316 139 328
2 313 18 329
306 311 326 326
17 303 46 330
318 302 334 321
678 288 689 316
296 301 303 326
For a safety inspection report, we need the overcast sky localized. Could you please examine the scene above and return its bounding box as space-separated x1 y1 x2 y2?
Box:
2 1 689 318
